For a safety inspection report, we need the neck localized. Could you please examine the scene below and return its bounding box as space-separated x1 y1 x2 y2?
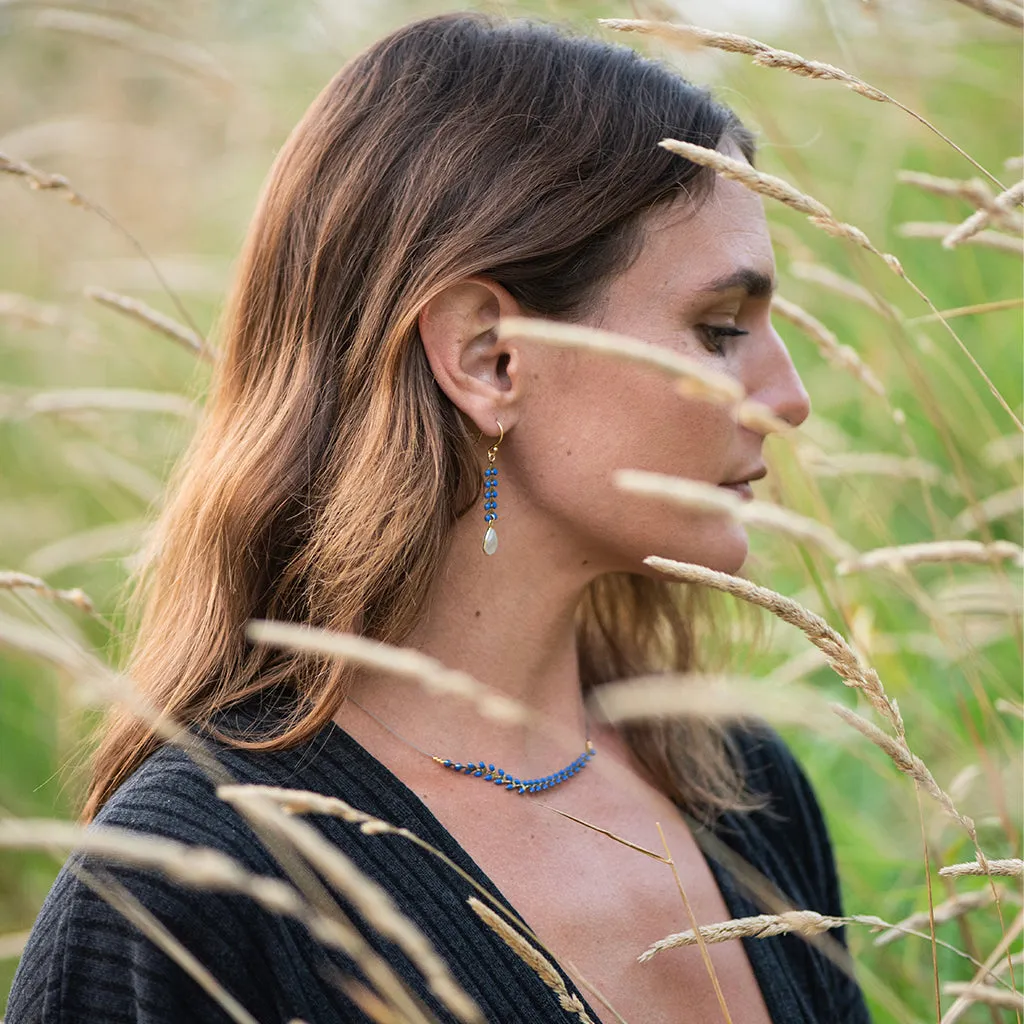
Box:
334 499 606 774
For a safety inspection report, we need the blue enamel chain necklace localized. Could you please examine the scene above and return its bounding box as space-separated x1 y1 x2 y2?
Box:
349 698 596 796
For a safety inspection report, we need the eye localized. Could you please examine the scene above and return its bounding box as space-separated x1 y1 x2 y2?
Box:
696 324 749 355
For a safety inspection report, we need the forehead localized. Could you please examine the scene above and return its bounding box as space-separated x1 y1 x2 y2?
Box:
637 172 775 299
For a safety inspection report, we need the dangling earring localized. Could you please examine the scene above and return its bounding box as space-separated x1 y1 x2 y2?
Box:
482 419 502 556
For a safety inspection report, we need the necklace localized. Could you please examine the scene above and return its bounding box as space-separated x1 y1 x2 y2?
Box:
348 697 596 796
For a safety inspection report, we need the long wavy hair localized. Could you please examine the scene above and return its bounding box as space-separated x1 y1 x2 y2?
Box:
83 11 762 825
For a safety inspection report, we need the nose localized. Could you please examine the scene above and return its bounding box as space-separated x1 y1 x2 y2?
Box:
750 324 812 430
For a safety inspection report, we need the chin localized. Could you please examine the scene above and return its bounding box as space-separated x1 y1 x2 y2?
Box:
632 524 749 578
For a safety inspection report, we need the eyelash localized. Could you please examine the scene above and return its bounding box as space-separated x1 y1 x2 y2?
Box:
696 324 749 355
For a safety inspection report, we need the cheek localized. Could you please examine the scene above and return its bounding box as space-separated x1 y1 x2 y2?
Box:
598 367 740 484
542 364 740 492
528 368 748 572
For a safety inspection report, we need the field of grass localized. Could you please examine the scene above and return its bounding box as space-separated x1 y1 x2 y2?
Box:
1 1 1021 1021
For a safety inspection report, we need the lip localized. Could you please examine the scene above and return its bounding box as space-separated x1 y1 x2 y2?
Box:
718 467 766 502
718 481 755 501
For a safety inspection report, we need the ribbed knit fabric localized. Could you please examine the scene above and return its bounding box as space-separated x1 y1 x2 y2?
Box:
6 698 871 1023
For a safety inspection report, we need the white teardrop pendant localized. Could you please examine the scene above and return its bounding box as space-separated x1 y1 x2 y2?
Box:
482 525 498 556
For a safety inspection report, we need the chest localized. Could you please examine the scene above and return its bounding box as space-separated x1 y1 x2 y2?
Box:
419 780 775 1024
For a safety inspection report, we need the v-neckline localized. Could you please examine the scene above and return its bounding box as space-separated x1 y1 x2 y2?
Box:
317 717 809 1024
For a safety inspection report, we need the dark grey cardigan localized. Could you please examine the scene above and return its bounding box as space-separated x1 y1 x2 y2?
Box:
6 697 871 1023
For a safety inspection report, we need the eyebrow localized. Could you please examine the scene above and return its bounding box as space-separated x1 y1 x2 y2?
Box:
694 267 777 300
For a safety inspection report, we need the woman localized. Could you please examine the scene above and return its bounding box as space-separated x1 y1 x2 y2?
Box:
8 11 871 1024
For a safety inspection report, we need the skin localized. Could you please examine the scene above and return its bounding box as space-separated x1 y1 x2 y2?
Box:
335 150 811 1023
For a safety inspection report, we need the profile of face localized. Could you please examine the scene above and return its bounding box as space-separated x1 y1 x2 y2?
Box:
419 149 811 579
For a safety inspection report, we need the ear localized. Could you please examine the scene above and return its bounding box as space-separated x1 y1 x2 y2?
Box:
417 276 525 439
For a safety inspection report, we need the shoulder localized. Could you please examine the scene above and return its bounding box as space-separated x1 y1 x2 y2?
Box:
4 746 265 1023
711 721 873 1023
4 735 370 1024
728 720 832 837
92 740 282 862
715 720 840 905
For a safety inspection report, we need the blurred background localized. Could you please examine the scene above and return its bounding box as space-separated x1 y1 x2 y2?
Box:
1 0 1021 1020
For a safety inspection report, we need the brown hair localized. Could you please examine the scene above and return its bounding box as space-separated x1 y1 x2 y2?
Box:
83 11 761 825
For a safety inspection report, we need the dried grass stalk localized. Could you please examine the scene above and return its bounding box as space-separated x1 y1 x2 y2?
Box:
0 150 202 339
601 20 1002 188
639 910 855 961
587 672 837 730
0 570 96 614
659 138 832 219
337 980 406 1024
940 910 1024 1024
947 0 1024 29
788 261 897 318
642 557 982 834
897 171 1024 232
0 818 345 932
660 138 906 278
837 540 1024 575
497 316 743 404
872 890 1001 946
497 315 785 443
654 822 734 1023
217 785 547 938
939 857 1024 878
84 286 213 362
982 433 1023 467
943 178 1024 247
23 519 149 580
31 9 231 84
799 450 950 490
899 221 1024 257
217 790 482 1024
0 930 29 960
658 119 1019 427
639 908 1004 980
219 784 378 826
771 296 885 396
613 470 859 562
74 866 261 1024
733 399 791 435
0 291 66 330
0 150 82 203
245 620 528 726
907 297 1024 324
993 951 1024 978
467 897 594 1024
934 578 1024 617
830 703 973 830
601 20 885 97
995 698 1024 720
941 982 1024 1010
642 556 902 730
216 783 572 996
10 387 196 419
0 818 435 1024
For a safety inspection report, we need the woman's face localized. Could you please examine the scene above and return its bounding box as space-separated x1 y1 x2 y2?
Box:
517 159 811 577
